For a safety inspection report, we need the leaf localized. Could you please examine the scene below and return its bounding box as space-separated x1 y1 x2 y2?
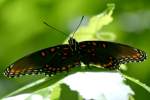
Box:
70 3 115 41
58 83 79 100
50 84 61 100
123 74 150 94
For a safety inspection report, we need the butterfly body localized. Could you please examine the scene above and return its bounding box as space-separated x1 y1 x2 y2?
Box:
4 38 147 78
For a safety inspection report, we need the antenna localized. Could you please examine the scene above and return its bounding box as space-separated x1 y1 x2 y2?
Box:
43 21 68 37
43 16 84 38
72 16 84 37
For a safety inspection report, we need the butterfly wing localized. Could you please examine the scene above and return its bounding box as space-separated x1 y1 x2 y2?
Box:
79 41 146 69
4 44 80 78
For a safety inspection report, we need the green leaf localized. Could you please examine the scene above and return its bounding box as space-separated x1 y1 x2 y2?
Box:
96 31 116 41
66 3 115 42
58 84 79 100
123 74 150 94
50 84 61 100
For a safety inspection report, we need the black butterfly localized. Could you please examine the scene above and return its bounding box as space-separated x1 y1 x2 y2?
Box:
4 36 146 78
3 16 147 78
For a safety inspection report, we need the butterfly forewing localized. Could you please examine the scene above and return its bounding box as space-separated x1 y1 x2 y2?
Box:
79 41 147 69
4 44 80 77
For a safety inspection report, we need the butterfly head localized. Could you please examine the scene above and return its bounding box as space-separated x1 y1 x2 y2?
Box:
68 38 79 51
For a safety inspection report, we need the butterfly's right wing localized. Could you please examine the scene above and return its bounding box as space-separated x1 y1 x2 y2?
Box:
79 41 146 69
4 44 80 78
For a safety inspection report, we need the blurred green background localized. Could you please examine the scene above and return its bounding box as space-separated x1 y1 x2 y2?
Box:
0 0 150 99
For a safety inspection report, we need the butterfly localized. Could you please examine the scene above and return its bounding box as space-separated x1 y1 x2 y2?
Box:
3 36 147 78
3 17 147 78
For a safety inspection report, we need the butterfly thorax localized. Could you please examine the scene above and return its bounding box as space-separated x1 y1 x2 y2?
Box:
68 38 79 52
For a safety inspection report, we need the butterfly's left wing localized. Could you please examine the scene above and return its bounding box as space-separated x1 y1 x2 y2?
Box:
79 41 146 69
4 44 81 78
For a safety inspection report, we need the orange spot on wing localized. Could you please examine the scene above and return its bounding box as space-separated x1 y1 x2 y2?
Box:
102 58 113 67
52 68 56 71
92 42 97 46
41 52 46 56
103 61 113 67
48 67 52 70
57 68 60 71
136 53 141 57
50 48 55 52
62 67 66 70
132 55 138 59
